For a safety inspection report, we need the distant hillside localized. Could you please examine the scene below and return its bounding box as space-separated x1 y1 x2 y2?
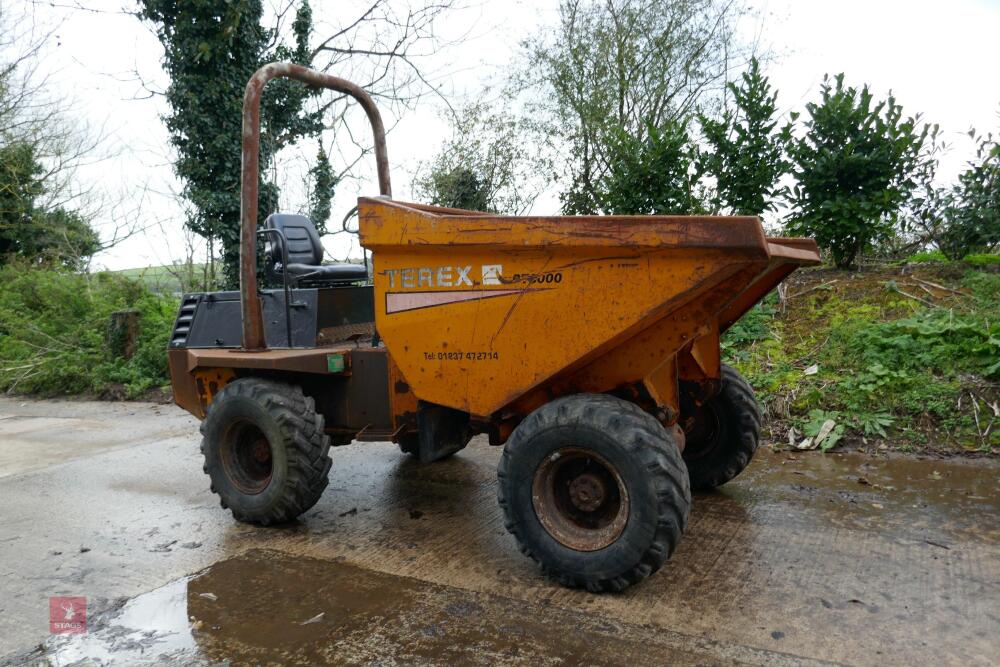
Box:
110 265 206 294
109 258 368 294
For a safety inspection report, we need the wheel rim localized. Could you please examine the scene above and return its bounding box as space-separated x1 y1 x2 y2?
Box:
683 400 724 461
531 448 629 552
221 420 273 494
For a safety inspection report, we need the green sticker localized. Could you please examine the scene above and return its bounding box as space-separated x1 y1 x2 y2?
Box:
326 354 345 373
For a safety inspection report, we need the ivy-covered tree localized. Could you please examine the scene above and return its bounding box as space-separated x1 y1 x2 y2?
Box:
306 145 338 233
596 119 703 215
787 74 928 268
0 141 99 268
140 0 323 287
699 58 791 217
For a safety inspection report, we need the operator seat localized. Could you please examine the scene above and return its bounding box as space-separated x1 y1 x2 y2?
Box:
263 213 368 286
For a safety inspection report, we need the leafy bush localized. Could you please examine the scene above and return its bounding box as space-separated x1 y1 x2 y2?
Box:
591 119 703 215
786 74 929 268
0 264 177 397
699 57 791 217
935 132 1000 259
908 129 999 261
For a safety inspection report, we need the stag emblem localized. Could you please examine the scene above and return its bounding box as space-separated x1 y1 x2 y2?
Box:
49 596 86 634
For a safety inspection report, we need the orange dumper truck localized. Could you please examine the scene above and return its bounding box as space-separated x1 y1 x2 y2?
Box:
167 63 820 592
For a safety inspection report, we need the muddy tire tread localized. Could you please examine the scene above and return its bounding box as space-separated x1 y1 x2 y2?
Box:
684 364 761 491
498 393 690 593
200 378 331 525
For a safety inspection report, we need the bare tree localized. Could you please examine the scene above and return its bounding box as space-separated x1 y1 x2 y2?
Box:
413 99 556 214
522 0 752 213
304 0 471 184
0 3 149 268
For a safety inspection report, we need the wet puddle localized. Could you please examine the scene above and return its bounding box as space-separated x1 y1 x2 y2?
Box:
34 579 198 665
20 549 716 666
728 448 999 541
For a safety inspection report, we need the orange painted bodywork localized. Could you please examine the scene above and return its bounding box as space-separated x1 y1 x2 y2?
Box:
359 198 819 422
171 61 818 444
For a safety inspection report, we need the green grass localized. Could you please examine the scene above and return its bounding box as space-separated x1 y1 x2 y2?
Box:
906 250 1000 265
724 267 1000 453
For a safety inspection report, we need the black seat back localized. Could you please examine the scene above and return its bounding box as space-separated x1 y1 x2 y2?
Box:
264 213 323 266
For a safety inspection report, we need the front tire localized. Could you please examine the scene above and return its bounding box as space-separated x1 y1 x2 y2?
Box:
681 364 761 491
498 394 690 592
200 378 332 525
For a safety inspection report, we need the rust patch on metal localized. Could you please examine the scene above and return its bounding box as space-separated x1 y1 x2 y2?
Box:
387 354 418 435
240 63 392 351
193 368 237 411
316 323 375 346
532 448 629 552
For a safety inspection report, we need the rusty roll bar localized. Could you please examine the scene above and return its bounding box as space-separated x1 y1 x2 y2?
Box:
240 62 392 351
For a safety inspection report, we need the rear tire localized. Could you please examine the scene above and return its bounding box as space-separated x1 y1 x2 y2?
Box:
200 378 331 525
681 364 761 491
498 394 690 592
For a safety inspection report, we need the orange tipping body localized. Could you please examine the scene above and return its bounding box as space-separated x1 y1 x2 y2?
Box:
359 198 820 421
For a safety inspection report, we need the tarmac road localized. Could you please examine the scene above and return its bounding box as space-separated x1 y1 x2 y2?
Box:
0 397 997 666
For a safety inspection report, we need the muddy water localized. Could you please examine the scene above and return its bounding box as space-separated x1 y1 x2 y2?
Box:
735 449 999 542
29 549 737 666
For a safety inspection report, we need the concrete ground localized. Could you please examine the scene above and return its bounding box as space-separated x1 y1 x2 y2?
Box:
0 397 997 666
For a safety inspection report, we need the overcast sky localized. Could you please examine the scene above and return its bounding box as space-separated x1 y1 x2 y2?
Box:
21 0 1000 271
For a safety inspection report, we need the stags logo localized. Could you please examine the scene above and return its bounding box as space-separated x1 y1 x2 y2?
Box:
50 596 86 634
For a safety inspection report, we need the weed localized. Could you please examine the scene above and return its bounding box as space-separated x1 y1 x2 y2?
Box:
795 409 846 451
724 266 999 452
0 264 177 397
854 412 894 438
721 295 777 361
